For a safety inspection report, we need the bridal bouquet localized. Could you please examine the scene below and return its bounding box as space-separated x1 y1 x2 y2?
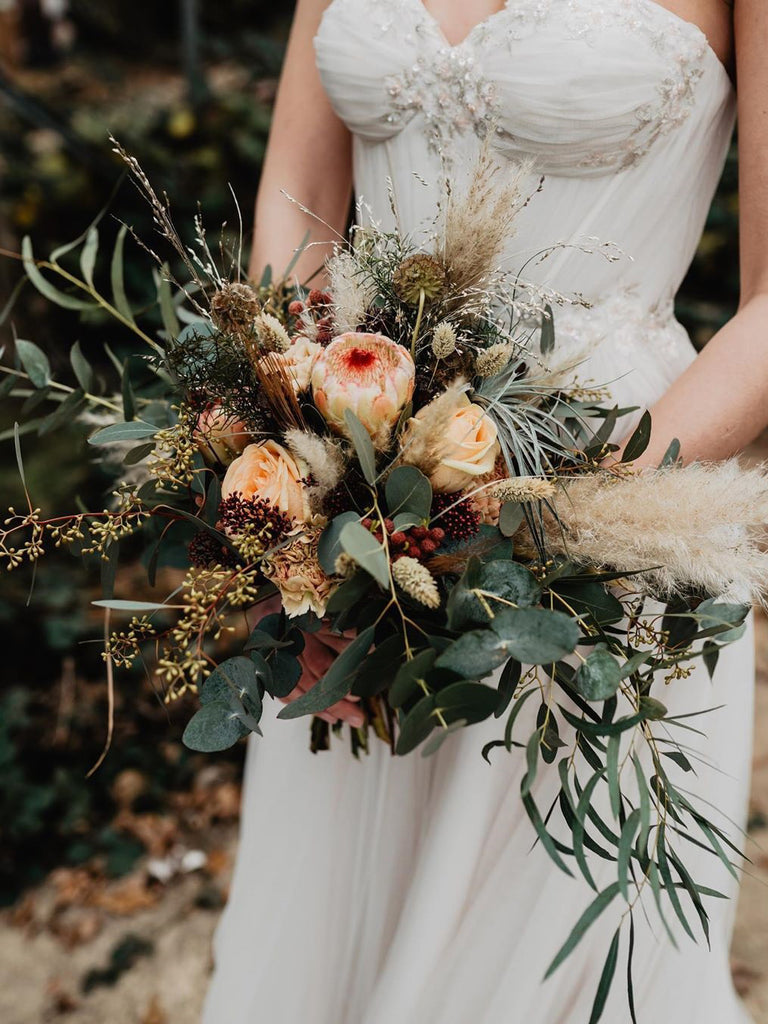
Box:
4 143 767 1020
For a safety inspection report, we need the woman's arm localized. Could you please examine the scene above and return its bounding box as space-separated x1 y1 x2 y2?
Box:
251 2 362 727
622 0 768 467
248 0 353 285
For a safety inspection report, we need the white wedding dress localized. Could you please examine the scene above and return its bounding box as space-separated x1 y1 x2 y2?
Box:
204 2 755 1021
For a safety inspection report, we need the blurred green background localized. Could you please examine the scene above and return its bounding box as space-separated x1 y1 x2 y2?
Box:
0 0 300 907
0 0 742 905
0 4 753 1017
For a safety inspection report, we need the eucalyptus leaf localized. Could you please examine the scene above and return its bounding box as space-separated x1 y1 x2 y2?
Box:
499 501 524 537
344 408 377 484
92 599 169 611
544 883 621 978
182 701 249 752
390 649 437 707
201 657 263 719
22 236 94 311
588 929 621 1024
318 512 360 574
385 465 431 519
111 222 136 324
575 647 623 702
435 680 498 724
660 437 681 468
395 692 437 755
156 265 180 340
38 388 86 435
540 303 555 354
339 521 390 588
491 607 581 664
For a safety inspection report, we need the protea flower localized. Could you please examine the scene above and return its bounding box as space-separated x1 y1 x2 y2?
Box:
311 332 415 446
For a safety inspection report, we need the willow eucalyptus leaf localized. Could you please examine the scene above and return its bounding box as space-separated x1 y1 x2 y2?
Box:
15 339 51 388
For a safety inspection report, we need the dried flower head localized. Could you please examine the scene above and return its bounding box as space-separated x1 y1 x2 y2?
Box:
431 321 458 359
262 523 335 617
475 343 513 379
489 476 556 503
283 429 346 497
210 282 260 334
334 552 357 578
254 312 291 353
441 146 532 296
392 253 446 305
392 556 441 608
328 249 377 333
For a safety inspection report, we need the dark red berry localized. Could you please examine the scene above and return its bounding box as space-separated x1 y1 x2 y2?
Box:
421 538 438 555
429 526 446 543
384 518 395 533
390 531 407 547
288 300 304 316
411 525 428 540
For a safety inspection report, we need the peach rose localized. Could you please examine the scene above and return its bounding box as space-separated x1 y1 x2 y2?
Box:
194 403 250 464
221 440 309 521
403 394 500 493
273 336 323 393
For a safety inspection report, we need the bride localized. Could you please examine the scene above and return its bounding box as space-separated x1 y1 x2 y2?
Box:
204 1 763 1021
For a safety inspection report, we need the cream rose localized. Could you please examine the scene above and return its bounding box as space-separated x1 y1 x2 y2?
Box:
221 440 309 521
403 393 500 493
273 336 323 393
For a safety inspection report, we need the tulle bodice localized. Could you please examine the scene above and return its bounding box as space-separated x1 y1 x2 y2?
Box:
315 0 735 318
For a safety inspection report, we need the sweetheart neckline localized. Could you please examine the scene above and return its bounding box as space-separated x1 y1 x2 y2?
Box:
407 0 732 89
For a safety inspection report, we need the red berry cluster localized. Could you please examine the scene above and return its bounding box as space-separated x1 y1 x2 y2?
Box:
188 531 240 570
429 492 481 542
362 517 446 563
288 290 335 345
218 493 293 541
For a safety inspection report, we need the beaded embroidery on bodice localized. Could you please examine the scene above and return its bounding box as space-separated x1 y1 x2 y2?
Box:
314 0 735 406
315 0 728 174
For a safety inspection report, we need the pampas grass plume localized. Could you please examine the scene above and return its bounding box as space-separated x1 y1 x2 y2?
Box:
525 461 768 601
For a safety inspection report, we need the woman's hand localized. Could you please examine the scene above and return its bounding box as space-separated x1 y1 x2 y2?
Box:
281 626 364 727
250 596 362 726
